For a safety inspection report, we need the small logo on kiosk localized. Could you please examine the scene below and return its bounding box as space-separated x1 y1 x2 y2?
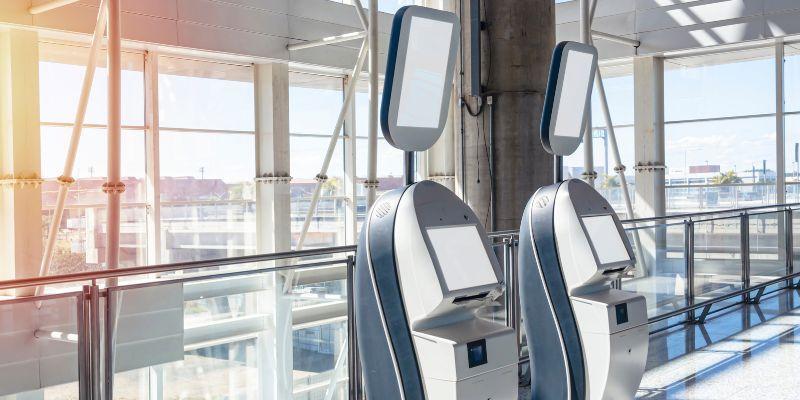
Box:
535 195 550 209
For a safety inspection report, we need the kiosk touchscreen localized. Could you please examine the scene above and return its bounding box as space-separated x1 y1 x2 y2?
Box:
518 41 648 400
355 6 518 400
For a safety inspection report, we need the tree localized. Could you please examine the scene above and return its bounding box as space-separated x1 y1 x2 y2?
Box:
710 170 742 185
601 175 620 189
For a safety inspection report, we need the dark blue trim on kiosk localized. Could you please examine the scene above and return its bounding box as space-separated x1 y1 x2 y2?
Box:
380 6 411 145
355 186 426 400
519 182 586 400
540 41 569 155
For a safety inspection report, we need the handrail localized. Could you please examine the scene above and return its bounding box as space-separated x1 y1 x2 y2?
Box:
0 245 356 291
622 202 800 224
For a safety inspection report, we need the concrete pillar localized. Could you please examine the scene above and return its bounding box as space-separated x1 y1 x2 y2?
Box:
633 56 666 279
0 30 42 296
460 0 555 230
254 62 293 399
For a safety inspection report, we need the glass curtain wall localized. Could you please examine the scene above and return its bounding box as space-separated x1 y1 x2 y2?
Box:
664 48 777 213
158 56 257 263
39 41 147 274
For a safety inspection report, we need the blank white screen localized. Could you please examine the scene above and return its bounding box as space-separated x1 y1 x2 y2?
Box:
426 225 498 291
396 17 453 128
582 215 631 264
552 50 594 138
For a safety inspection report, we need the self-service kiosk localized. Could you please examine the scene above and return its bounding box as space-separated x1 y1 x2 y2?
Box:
519 42 648 400
354 6 518 400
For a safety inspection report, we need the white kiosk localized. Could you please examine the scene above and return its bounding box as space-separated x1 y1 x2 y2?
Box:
518 42 648 400
355 6 518 400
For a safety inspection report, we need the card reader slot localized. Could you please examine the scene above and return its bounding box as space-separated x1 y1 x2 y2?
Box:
453 292 490 304
602 267 627 275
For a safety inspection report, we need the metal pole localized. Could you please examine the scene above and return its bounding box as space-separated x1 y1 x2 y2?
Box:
89 284 101 400
77 289 90 400
105 289 118 399
685 220 695 322
786 209 794 287
503 238 513 327
366 0 380 207
346 256 361 400
38 0 108 294
28 0 80 14
591 31 640 48
579 0 595 186
287 31 366 51
777 39 786 206
404 151 416 186
741 213 751 302
296 41 369 250
105 0 123 280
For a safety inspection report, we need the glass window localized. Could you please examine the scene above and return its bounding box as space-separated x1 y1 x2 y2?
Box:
664 49 776 214
290 72 347 248
38 42 147 274
158 57 256 263
664 48 775 122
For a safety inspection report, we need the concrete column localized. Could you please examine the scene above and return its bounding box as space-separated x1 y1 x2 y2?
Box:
254 62 293 399
0 30 42 296
255 62 292 253
460 0 555 230
633 56 666 278
633 56 666 220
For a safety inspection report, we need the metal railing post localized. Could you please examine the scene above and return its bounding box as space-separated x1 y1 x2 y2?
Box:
511 238 521 346
503 238 513 328
741 213 751 302
786 209 795 288
685 220 695 322
105 288 117 399
89 283 101 400
346 256 361 400
78 288 91 400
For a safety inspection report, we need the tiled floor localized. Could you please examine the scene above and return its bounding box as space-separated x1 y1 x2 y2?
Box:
518 287 800 400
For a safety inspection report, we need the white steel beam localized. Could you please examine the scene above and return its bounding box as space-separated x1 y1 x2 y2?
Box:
776 38 786 205
592 30 640 48
105 0 123 279
287 31 366 51
38 0 108 290
28 0 79 14
296 40 369 250
580 0 595 186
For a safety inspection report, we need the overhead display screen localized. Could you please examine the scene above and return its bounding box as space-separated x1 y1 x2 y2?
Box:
395 17 454 129
581 215 631 265
552 49 595 139
426 225 498 291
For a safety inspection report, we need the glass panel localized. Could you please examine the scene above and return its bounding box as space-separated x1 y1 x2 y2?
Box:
749 212 787 288
665 116 776 214
621 223 687 320
784 115 800 192
158 57 254 131
40 127 147 273
784 43 800 113
693 217 744 305
159 131 256 263
664 48 775 122
0 295 81 400
39 42 145 126
108 257 353 400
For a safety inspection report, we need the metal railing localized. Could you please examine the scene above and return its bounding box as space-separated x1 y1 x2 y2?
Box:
2 203 800 399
